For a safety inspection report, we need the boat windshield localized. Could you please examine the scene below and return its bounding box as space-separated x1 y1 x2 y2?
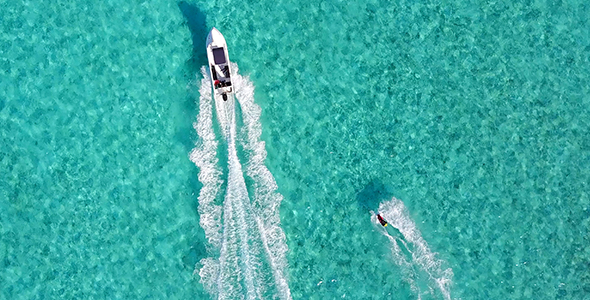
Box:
213 48 226 64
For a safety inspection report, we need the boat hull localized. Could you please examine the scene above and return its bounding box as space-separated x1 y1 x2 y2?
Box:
206 28 234 138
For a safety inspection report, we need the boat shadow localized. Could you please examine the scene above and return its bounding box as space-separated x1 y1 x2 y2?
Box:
178 1 208 69
356 179 393 212
175 1 208 155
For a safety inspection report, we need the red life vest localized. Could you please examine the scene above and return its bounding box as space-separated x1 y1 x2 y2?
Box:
377 214 388 227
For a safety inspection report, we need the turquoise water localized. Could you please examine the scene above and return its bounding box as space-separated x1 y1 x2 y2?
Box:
1 0 589 298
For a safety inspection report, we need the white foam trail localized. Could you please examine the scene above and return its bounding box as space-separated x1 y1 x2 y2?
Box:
222 114 264 300
190 67 226 298
233 63 292 300
189 67 223 249
192 64 291 299
377 198 453 300
372 212 422 298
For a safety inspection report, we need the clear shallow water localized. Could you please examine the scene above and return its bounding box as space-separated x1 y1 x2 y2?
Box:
1 0 590 299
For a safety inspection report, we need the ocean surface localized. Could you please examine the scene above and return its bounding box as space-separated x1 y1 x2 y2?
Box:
1 0 589 298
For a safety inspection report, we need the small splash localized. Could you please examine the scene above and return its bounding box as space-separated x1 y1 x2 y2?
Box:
374 197 453 300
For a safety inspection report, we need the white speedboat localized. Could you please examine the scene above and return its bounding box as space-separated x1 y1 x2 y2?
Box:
206 27 233 101
206 27 235 139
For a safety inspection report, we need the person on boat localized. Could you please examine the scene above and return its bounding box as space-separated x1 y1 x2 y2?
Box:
377 214 388 227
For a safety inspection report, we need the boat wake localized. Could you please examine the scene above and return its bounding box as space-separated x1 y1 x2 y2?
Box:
190 65 291 300
373 197 453 300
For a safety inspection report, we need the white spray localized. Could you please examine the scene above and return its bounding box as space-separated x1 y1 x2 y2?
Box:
375 197 454 300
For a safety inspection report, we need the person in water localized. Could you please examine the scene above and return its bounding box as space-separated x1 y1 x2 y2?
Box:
376 213 413 258
377 214 388 227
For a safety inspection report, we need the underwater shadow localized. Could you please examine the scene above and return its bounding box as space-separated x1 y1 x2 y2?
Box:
175 1 208 153
356 179 393 212
178 1 209 69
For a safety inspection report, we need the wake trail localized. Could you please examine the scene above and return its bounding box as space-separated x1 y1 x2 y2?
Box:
223 114 263 300
190 67 224 296
191 65 292 300
190 67 222 249
233 63 292 300
374 197 454 300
